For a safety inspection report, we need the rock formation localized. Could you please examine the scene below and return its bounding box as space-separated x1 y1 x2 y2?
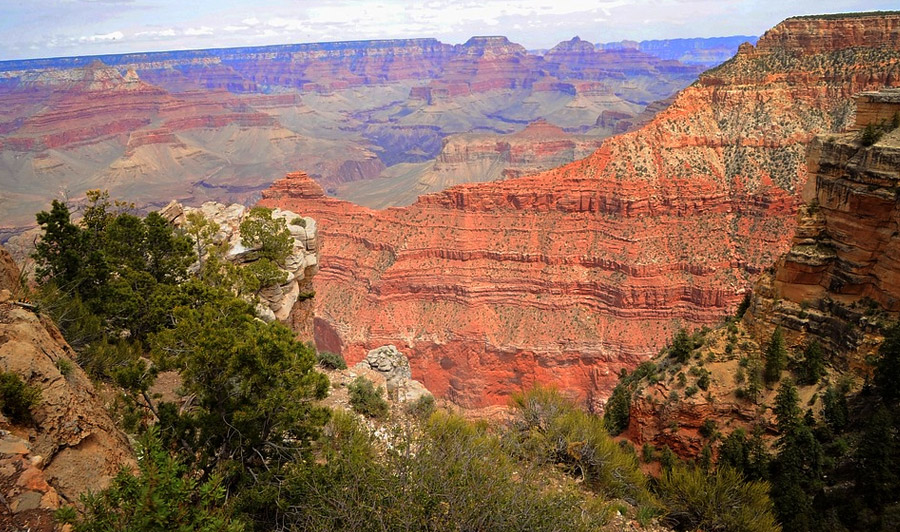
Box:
0 245 134 504
354 345 432 403
160 201 319 337
260 13 900 410
621 87 900 459
749 88 900 369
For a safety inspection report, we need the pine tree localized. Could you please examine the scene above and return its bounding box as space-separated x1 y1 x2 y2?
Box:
764 327 787 385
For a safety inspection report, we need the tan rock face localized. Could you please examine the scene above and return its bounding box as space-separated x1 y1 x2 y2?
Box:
0 275 134 503
0 431 61 531
261 15 900 410
749 91 900 370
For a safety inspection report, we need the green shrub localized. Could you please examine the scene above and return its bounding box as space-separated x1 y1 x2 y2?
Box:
861 123 884 146
348 376 389 418
56 358 74 377
406 394 436 419
0 372 41 424
290 217 306 228
671 329 693 363
697 371 711 391
685 386 699 397
56 427 244 532
317 350 347 370
658 464 779 532
700 419 717 439
510 387 650 503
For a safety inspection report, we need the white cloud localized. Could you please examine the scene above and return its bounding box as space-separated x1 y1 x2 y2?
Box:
135 28 177 38
79 30 124 43
184 26 214 36
224 25 248 32
242 17 261 26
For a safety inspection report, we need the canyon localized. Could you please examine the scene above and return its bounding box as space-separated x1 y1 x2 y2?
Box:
260 13 900 409
0 35 732 234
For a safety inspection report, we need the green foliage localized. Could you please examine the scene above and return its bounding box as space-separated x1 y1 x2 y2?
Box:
764 327 787 385
289 216 306 227
771 378 824 532
642 443 656 463
603 382 632 435
700 419 717 439
0 372 41 424
875 322 900 403
239 207 292 265
32 192 193 342
685 385 698 397
348 376 389 418
774 378 801 433
822 385 849 433
316 350 347 370
56 358 74 377
150 295 329 482
510 387 650 503
406 394 436 419
57 427 244 532
184 211 220 281
718 428 770 482
658 464 779 532
861 122 884 146
671 328 693 363
856 407 900 509
284 410 612 531
697 369 711 391
239 257 287 294
795 340 826 385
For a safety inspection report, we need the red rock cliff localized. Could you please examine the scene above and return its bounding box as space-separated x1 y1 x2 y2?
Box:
260 14 900 410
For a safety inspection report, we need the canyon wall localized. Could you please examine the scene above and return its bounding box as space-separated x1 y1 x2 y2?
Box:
260 14 900 410
621 88 900 460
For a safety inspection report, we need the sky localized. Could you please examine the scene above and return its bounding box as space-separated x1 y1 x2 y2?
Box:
0 0 896 61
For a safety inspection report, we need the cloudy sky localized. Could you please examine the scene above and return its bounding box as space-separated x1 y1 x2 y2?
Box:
0 0 895 60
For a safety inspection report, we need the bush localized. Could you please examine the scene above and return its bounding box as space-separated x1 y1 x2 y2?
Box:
671 329 693 363
406 394 436 419
317 350 347 370
57 427 244 532
0 372 41 424
348 376 389 418
658 464 779 532
510 387 650 503
56 358 74 377
861 123 884 146
287 410 613 531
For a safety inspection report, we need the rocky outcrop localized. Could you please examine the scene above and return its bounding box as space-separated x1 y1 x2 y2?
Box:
354 345 432 403
0 247 134 503
748 88 900 370
161 201 319 337
261 13 900 410
0 431 62 531
623 88 900 460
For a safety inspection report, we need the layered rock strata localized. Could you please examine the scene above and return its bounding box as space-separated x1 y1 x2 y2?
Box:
623 88 900 459
261 14 900 410
749 89 900 369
